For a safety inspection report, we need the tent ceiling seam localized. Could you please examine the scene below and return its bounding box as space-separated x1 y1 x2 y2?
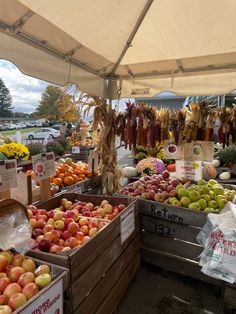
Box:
0 20 106 79
109 0 154 76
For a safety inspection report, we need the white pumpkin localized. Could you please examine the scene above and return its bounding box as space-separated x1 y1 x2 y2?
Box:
219 172 231 180
122 166 138 178
212 159 220 168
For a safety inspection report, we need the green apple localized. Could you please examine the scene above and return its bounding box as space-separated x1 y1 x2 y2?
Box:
204 207 220 213
189 190 200 202
188 202 201 211
188 184 199 191
216 195 226 202
213 185 225 196
176 184 183 193
201 194 211 203
177 188 188 198
208 179 218 186
217 198 228 210
200 185 210 195
198 199 207 210
169 197 177 205
208 200 218 209
180 197 191 208
197 179 207 186
209 190 216 200
172 199 181 207
225 191 236 201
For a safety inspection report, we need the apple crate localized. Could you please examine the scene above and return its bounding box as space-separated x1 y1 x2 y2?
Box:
64 175 102 194
27 193 140 314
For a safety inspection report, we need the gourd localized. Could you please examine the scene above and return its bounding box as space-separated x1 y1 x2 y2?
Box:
219 172 231 180
212 159 220 168
122 166 138 178
202 163 217 180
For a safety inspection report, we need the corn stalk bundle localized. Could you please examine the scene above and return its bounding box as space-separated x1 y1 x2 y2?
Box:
230 105 236 144
218 107 231 147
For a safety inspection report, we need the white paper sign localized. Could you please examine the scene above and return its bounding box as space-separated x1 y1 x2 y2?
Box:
10 171 28 205
88 149 99 173
176 160 202 181
0 160 17 191
21 277 63 314
72 146 80 154
32 152 56 181
120 205 135 244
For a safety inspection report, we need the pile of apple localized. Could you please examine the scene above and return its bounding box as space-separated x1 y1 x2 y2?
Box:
120 172 182 201
27 198 126 254
170 179 236 212
0 251 52 313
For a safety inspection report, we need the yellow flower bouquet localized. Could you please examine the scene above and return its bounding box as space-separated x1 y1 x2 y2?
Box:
0 143 30 161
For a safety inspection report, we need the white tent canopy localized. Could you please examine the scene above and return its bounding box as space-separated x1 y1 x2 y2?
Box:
1 0 236 98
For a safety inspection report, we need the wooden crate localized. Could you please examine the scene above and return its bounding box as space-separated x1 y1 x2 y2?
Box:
140 199 221 285
71 145 95 163
27 193 140 313
64 175 102 194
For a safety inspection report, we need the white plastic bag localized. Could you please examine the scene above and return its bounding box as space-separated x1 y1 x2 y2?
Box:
199 202 236 283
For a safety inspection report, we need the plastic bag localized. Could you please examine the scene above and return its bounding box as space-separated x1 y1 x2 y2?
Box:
199 202 236 283
197 213 218 246
0 209 33 255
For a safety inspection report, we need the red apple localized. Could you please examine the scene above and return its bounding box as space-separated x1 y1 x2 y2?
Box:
32 228 43 239
29 218 36 229
21 259 36 273
3 283 22 298
36 214 48 222
98 221 108 229
68 222 79 234
17 272 35 288
9 267 25 283
47 218 55 226
82 236 90 244
53 212 64 221
64 201 72 210
35 274 52 289
0 256 8 272
38 239 52 252
64 237 78 249
118 204 126 212
22 283 39 300
85 203 94 211
35 265 50 277
96 208 106 218
0 253 12 265
64 218 74 228
49 245 61 254
0 273 7 279
103 204 113 214
0 295 8 306
44 232 53 242
35 219 46 229
58 239 65 247
51 230 60 243
43 224 54 234
0 278 10 293
79 218 88 226
46 211 54 218
36 235 44 243
75 231 84 241
80 225 89 235
8 292 27 309
88 227 98 237
101 200 109 207
0 305 12 314
60 198 68 206
61 247 71 252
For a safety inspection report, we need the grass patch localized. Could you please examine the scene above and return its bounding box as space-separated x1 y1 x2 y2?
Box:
0 128 39 136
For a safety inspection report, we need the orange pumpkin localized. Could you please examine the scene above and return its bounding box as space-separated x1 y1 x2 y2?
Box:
63 176 74 186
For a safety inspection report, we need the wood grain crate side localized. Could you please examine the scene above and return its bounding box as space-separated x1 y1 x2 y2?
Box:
65 176 101 193
72 227 140 309
27 250 70 268
141 231 203 261
224 285 236 308
141 246 221 286
69 202 139 280
141 215 201 244
139 199 207 227
75 237 140 314
95 254 140 314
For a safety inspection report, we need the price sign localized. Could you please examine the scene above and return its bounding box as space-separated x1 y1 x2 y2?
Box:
120 205 135 244
10 171 28 205
21 277 63 314
88 149 99 173
72 146 80 154
0 160 17 191
176 160 202 181
32 153 56 181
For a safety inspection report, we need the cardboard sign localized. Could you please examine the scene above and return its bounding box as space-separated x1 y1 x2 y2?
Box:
0 160 17 191
88 149 99 173
21 277 63 314
163 140 183 160
10 171 28 205
32 153 55 181
176 160 202 181
183 141 214 161
120 205 135 244
72 146 80 154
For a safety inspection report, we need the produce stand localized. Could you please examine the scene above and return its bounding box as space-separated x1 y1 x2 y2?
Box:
71 145 95 163
27 193 140 314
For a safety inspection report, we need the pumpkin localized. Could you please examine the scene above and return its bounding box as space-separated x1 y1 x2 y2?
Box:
122 167 138 178
219 172 231 180
212 159 220 168
202 163 217 181
166 163 176 172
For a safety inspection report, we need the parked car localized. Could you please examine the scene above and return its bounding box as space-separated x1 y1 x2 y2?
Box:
26 121 42 127
0 124 9 131
27 128 60 140
51 123 62 131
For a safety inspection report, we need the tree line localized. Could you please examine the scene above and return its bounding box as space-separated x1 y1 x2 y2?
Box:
0 78 78 122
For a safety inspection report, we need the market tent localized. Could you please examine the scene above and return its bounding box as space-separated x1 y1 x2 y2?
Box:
1 0 236 98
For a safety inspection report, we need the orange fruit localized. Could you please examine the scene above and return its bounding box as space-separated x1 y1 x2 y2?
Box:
50 176 55 183
63 176 74 186
53 178 63 186
61 164 69 172
64 170 73 177
72 174 78 183
58 173 65 180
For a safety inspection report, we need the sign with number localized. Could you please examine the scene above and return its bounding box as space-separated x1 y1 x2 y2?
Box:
176 160 202 181
72 146 80 154
88 149 99 173
32 153 55 181
120 205 135 244
0 160 17 191
20 277 63 314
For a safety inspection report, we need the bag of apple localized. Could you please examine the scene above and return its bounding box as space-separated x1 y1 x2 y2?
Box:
0 201 33 254
199 202 236 283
